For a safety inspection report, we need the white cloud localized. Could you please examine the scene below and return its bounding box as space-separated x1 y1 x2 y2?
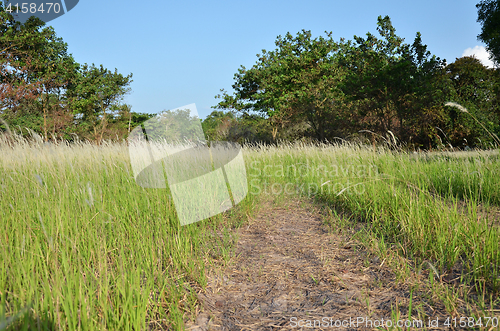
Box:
461 46 496 68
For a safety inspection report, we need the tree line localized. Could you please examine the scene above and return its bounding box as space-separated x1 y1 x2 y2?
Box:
0 6 153 144
2 3 500 149
209 11 500 149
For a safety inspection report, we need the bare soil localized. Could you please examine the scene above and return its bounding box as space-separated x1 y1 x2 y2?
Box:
186 198 449 330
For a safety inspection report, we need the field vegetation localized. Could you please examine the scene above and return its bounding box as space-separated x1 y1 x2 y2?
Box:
2 1 500 329
1 131 499 329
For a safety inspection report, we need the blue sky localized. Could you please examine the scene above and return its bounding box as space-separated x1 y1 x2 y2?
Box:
44 0 491 120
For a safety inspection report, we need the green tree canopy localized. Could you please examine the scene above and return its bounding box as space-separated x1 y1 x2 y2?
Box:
66 64 133 143
0 4 141 142
216 16 452 146
1 6 78 139
215 30 346 140
444 56 500 147
477 0 500 66
338 15 449 144
142 108 203 144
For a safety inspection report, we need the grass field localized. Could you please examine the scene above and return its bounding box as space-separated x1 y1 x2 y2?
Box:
1 134 499 330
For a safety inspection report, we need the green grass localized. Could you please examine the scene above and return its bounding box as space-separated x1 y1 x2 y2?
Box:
1 135 499 329
243 142 500 297
405 150 500 205
0 137 257 330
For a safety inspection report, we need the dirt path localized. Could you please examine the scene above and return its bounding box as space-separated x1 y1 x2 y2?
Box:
186 198 443 330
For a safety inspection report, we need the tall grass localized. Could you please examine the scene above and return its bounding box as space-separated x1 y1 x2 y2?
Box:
243 142 500 295
0 133 256 330
1 132 499 329
402 150 500 205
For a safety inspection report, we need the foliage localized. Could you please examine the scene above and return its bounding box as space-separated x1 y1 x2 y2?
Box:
338 16 450 146
202 110 277 144
0 4 144 142
477 0 500 65
0 6 80 139
0 58 42 112
201 110 234 141
216 15 499 149
2 3 499 148
142 108 204 143
66 64 133 143
215 30 347 141
444 56 500 147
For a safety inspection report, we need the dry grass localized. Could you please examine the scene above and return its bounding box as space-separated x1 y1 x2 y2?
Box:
187 197 450 330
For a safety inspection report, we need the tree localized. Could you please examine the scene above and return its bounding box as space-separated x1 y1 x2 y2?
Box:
109 104 154 140
338 16 449 146
1 5 137 142
0 58 41 112
477 0 500 66
1 9 44 129
67 64 132 144
201 110 234 141
1 6 79 140
447 56 495 103
29 34 79 141
141 108 203 144
215 30 346 141
201 110 274 143
216 17 452 146
444 56 499 147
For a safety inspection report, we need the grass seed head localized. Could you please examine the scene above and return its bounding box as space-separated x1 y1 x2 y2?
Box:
445 102 468 113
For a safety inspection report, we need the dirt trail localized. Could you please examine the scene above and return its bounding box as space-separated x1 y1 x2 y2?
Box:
186 198 443 330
